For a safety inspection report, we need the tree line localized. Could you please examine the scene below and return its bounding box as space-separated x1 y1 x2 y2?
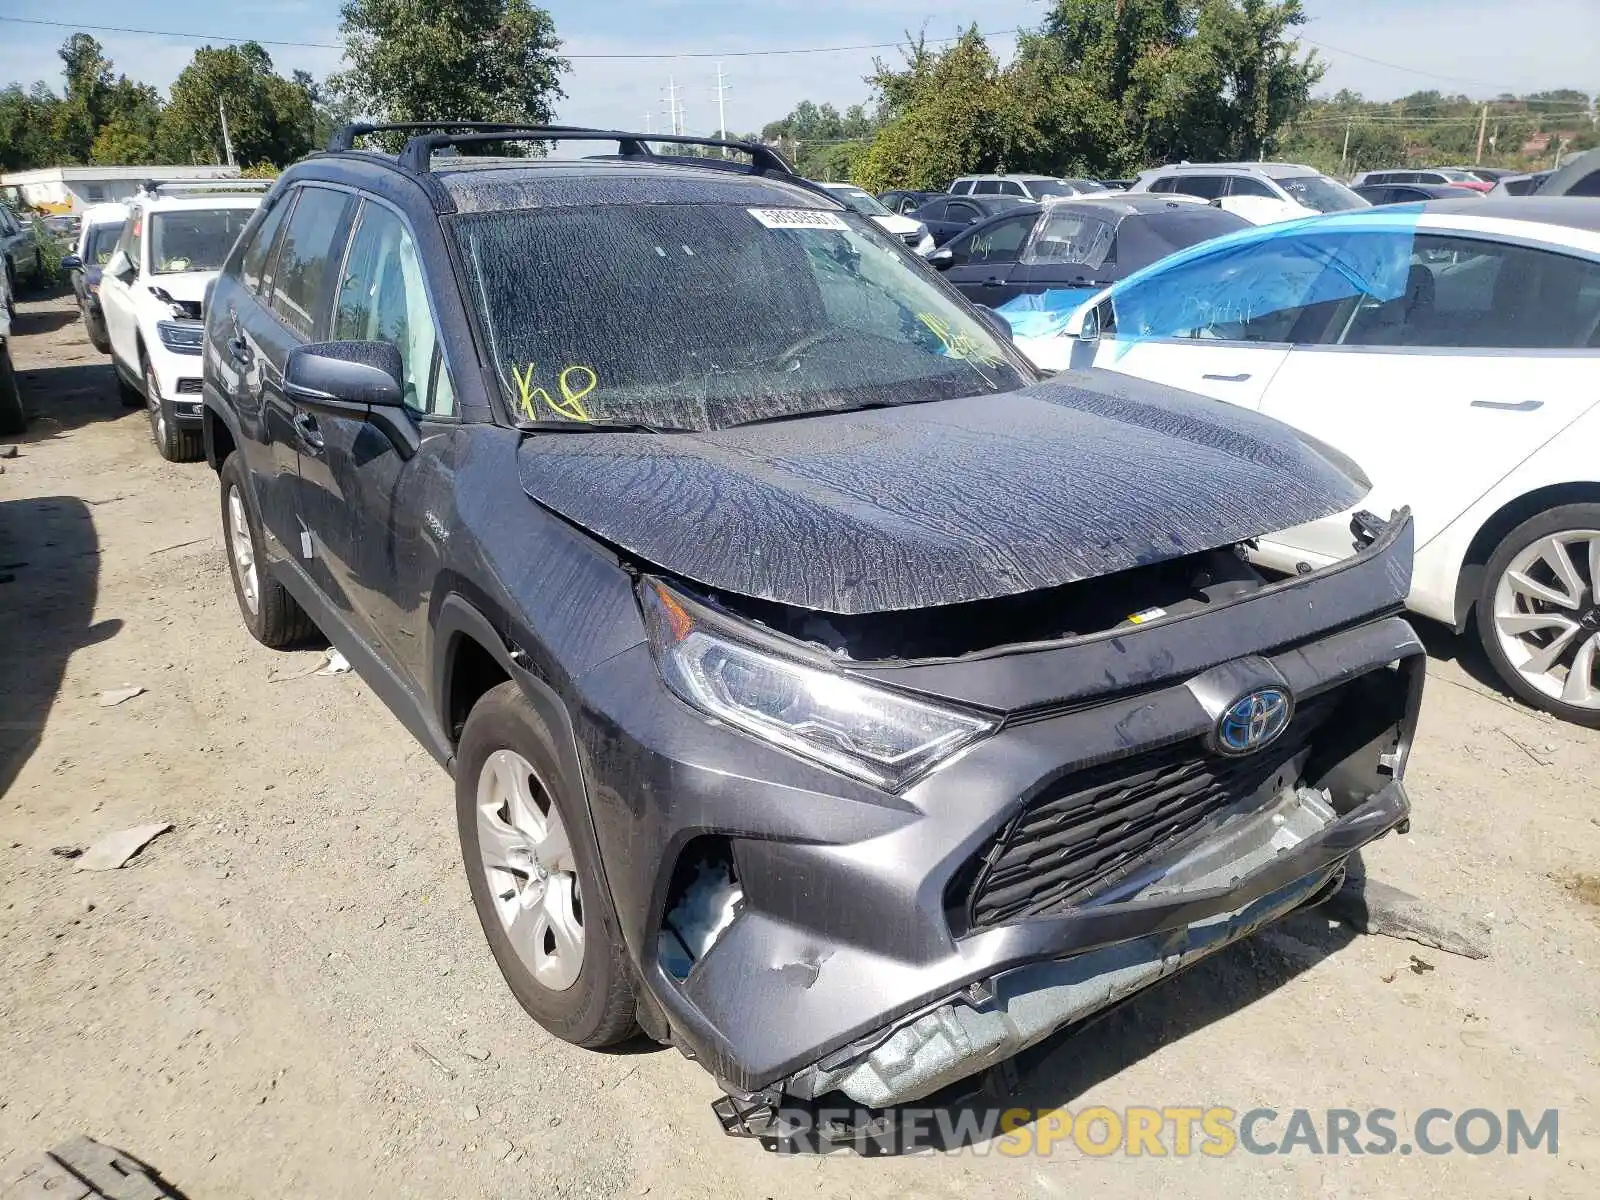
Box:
1 0 1591 188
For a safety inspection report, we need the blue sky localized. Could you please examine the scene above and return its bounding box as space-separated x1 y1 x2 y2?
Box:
0 0 1595 137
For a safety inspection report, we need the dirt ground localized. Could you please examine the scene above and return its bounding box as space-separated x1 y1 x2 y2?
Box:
1 290 1597 1199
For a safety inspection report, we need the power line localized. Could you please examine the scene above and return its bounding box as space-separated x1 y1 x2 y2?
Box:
1300 36 1531 94
0 14 1025 59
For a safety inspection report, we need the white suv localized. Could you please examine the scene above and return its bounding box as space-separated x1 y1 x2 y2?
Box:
1131 162 1368 221
98 181 269 460
949 174 1107 201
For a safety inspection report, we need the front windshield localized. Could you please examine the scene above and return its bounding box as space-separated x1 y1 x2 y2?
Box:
148 207 256 274
1280 175 1369 213
829 188 892 217
452 203 1030 432
1028 180 1083 198
85 222 125 266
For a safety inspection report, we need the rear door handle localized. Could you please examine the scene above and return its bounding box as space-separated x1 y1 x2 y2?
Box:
1470 399 1543 412
292 411 325 452
1202 372 1252 382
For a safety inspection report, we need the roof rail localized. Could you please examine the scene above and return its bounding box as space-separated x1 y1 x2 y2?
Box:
394 128 797 178
137 178 275 196
326 121 612 153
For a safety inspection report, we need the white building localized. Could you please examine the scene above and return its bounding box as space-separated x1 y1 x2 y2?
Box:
0 165 243 213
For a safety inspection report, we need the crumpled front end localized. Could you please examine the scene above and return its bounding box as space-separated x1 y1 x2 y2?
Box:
569 512 1422 1131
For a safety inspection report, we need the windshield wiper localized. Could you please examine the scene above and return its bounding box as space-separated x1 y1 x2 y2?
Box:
719 396 951 431
515 419 697 434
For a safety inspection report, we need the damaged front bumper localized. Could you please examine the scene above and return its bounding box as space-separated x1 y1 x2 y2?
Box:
569 515 1422 1127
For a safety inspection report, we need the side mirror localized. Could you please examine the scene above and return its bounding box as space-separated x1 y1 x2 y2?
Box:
928 247 956 271
1079 303 1102 343
284 341 417 458
974 305 1015 343
286 341 404 407
60 253 82 272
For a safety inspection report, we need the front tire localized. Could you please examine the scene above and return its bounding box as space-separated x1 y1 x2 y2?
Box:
83 304 111 354
145 353 201 461
1476 503 1600 727
219 452 318 649
456 682 638 1048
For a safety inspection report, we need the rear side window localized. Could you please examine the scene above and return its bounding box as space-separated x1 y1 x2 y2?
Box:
1169 175 1226 201
1228 176 1278 198
1000 181 1028 196
270 187 351 340
1567 169 1600 198
973 180 1002 195
1146 177 1175 194
917 198 947 220
241 195 293 295
950 180 975 195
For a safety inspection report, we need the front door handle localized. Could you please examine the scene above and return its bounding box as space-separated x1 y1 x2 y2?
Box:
292 411 325 452
1202 372 1253 383
1470 399 1544 412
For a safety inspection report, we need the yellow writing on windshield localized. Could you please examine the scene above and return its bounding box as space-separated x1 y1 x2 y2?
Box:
509 362 597 422
916 312 1006 368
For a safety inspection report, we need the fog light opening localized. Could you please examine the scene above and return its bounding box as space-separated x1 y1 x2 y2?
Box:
657 838 744 982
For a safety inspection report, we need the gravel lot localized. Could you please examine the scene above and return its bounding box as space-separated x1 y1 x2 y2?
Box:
1 290 1597 1198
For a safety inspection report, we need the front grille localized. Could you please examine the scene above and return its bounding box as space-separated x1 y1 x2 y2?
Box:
958 688 1344 932
175 378 202 394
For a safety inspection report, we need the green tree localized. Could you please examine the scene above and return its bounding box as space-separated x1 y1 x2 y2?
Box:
0 84 64 171
336 0 568 141
161 43 312 167
89 79 164 164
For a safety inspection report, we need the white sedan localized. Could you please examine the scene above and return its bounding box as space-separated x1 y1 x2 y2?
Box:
814 182 936 255
1020 198 1600 725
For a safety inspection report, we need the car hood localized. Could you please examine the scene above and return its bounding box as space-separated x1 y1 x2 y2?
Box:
144 270 215 308
871 213 922 236
515 373 1370 615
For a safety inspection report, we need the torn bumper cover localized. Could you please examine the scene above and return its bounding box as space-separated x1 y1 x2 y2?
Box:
569 513 1422 1124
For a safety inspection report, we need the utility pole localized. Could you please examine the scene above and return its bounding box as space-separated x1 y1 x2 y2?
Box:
219 99 235 168
1475 103 1489 164
713 62 731 153
644 111 653 135
1340 121 1352 176
664 77 681 136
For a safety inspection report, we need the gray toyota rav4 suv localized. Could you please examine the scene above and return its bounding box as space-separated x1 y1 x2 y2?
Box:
201 123 1423 1145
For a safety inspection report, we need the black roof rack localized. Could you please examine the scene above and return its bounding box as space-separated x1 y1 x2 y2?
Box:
393 128 797 178
326 121 609 153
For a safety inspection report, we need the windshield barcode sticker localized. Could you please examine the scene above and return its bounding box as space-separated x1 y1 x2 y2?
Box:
748 208 849 231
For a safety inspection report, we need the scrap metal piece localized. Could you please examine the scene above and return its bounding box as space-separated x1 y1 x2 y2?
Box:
1323 873 1490 961
75 823 173 872
4 1136 177 1199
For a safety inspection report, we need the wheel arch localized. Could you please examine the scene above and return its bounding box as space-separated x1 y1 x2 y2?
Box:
1452 481 1600 628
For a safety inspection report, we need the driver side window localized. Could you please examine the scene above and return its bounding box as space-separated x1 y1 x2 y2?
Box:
333 201 454 416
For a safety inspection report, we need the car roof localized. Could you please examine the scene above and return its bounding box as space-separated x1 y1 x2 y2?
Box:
80 202 128 225
1418 195 1600 233
1043 194 1214 218
418 155 836 213
1144 162 1319 179
130 194 264 212
1358 182 1481 197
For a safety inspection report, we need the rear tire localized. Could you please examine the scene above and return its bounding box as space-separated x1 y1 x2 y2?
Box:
83 305 111 354
219 452 319 649
1475 503 1600 728
145 353 201 461
0 341 24 437
456 682 638 1049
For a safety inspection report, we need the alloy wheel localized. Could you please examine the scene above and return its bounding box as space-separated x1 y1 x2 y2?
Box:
1492 530 1600 710
475 749 585 992
226 485 259 615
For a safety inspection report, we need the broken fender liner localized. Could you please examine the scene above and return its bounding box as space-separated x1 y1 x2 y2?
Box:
516 373 1369 615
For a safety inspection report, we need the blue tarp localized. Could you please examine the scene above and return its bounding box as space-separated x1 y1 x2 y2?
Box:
995 286 1101 339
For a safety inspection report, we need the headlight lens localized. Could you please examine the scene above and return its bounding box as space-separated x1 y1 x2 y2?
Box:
641 580 995 789
156 320 203 355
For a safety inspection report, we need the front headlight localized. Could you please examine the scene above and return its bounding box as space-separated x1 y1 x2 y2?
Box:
641 580 995 789
156 319 204 355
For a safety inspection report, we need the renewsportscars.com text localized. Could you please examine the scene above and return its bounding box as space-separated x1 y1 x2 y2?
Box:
769 1105 1560 1157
